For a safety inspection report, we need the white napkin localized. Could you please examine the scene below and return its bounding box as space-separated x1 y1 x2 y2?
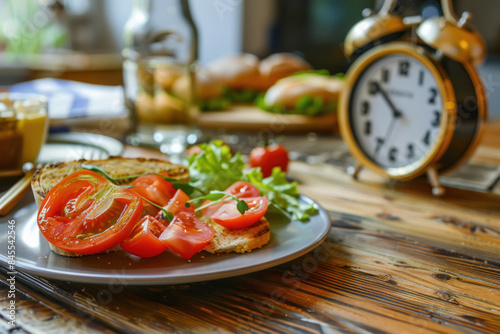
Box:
9 78 128 123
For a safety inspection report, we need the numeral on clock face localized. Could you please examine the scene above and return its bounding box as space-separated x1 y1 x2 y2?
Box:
431 111 440 127
364 121 371 135
399 61 410 76
428 88 438 104
362 101 370 115
423 130 431 146
375 137 385 154
388 147 398 162
382 68 390 83
407 144 415 159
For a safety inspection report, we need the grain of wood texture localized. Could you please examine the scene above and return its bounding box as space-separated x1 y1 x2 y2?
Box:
0 278 114 334
481 121 500 149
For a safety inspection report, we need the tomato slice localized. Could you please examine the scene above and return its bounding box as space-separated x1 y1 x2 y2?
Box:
159 211 214 259
202 181 260 217
120 216 168 258
131 174 176 206
210 196 268 229
37 170 143 255
154 189 194 225
164 189 194 215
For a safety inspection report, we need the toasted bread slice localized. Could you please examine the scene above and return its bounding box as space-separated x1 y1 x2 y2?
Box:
202 217 270 254
32 157 189 206
47 243 123 258
50 217 271 257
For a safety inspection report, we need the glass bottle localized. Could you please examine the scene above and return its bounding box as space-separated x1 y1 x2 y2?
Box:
123 0 199 156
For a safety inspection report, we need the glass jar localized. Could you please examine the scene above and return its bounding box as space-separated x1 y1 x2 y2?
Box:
123 0 199 155
0 112 23 171
0 93 49 170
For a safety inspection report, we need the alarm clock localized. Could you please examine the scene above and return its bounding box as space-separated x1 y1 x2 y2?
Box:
339 0 487 196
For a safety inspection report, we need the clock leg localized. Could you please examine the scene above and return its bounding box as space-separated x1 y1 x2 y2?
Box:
426 167 446 197
347 164 363 180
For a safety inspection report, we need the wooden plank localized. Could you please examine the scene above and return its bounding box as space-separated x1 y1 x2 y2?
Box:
0 276 114 334
481 121 500 149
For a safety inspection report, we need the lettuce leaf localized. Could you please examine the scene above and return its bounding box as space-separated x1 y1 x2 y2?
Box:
223 87 260 103
199 97 231 111
187 141 318 221
187 140 245 196
256 92 338 116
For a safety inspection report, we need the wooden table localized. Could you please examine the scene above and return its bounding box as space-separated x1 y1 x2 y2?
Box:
1 123 500 334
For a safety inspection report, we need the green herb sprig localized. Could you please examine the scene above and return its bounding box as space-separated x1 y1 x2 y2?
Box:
82 164 195 195
188 191 249 215
139 196 174 222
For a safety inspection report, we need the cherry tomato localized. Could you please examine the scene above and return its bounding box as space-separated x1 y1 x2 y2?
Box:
131 174 176 206
159 211 214 259
120 216 168 258
249 144 289 177
186 145 203 156
37 170 143 255
201 181 260 217
211 196 268 229
225 181 260 198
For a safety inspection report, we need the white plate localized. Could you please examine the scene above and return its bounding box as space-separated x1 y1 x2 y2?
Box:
0 194 330 285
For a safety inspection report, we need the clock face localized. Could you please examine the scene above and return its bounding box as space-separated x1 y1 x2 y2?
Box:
350 53 444 169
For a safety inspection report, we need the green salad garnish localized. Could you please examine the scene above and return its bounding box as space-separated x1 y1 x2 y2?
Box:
186 140 318 221
223 87 260 103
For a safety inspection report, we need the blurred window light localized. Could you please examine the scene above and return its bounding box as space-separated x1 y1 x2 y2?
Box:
62 0 91 16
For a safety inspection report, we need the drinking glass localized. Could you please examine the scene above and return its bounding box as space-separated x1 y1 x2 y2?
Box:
0 93 49 172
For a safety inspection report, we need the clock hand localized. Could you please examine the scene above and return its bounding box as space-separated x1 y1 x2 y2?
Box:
373 82 403 159
375 82 403 119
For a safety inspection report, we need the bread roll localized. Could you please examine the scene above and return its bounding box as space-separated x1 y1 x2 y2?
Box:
207 53 262 90
173 69 224 101
259 53 312 89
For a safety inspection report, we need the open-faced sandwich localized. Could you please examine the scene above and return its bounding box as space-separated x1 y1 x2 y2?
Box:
33 142 317 260
259 53 312 90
